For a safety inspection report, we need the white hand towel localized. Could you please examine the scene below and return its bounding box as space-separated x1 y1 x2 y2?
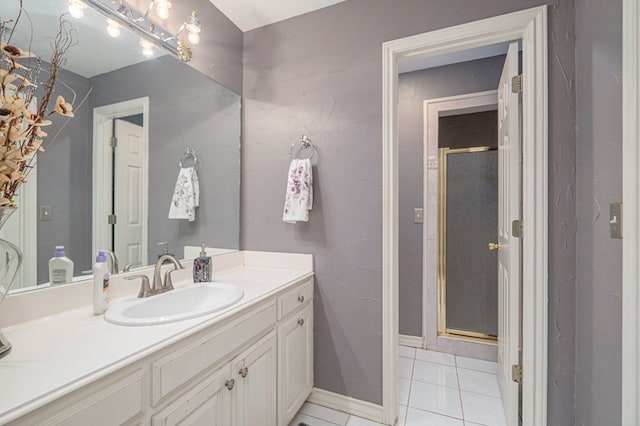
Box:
169 167 200 221
283 158 313 223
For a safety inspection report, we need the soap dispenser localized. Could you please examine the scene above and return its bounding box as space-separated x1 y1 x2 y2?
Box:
193 244 211 283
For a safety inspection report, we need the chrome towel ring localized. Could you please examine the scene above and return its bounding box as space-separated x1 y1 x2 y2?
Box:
179 147 198 168
289 135 316 160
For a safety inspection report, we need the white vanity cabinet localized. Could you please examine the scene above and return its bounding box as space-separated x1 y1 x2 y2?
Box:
5 276 314 426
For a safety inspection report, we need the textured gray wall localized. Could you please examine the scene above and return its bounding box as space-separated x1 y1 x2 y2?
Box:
128 0 243 94
242 1 576 419
397 57 505 337
575 0 622 424
90 55 241 261
36 66 92 284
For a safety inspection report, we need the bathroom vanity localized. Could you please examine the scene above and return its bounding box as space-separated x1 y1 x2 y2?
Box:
0 251 313 426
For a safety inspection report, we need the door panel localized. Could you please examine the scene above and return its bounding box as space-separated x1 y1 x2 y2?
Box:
497 41 522 426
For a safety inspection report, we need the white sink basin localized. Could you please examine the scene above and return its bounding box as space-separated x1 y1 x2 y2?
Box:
105 282 244 326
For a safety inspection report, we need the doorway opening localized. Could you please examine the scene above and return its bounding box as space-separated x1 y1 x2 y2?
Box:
382 6 548 426
92 97 149 271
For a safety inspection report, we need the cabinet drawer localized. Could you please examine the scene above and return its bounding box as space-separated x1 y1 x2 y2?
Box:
42 369 145 426
152 302 276 405
278 278 313 320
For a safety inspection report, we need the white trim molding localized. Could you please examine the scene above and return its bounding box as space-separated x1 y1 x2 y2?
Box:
622 0 640 423
382 6 548 426
92 97 149 265
398 334 424 348
307 388 384 423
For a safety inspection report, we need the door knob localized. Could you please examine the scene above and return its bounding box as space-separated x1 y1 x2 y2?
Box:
488 242 503 251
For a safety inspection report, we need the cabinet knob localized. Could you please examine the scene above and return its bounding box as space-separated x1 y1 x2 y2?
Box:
225 379 235 390
298 318 305 326
298 295 305 303
239 367 248 378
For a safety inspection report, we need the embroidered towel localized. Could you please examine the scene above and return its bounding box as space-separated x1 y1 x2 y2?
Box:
283 158 313 223
168 166 200 221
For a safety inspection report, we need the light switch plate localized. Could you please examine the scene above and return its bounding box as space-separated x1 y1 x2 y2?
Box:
39 205 52 222
414 208 424 224
610 202 622 239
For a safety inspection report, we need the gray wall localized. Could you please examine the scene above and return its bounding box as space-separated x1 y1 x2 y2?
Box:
129 0 243 94
397 57 505 337
575 0 622 424
242 1 576 421
90 55 241 261
36 66 92 283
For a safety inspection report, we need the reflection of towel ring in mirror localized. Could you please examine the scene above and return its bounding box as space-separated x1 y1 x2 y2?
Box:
179 147 198 168
290 135 316 160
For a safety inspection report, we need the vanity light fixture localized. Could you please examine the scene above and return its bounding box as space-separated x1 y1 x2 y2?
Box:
84 0 202 62
106 18 121 38
68 0 87 19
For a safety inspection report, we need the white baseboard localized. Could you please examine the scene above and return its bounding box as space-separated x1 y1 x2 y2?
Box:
307 387 385 424
399 334 424 348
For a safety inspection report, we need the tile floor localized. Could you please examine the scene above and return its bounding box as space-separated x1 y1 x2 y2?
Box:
290 345 507 426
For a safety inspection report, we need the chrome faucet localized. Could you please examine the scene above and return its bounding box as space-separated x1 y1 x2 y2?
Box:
102 250 119 274
153 254 184 293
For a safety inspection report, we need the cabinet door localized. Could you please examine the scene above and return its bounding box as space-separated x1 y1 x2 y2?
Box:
152 364 233 426
278 304 313 425
234 331 277 426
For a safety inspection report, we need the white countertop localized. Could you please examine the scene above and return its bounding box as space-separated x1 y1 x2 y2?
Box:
0 251 313 423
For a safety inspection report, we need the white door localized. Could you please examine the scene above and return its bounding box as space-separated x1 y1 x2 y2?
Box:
114 119 147 270
234 332 277 426
278 304 314 425
497 41 522 425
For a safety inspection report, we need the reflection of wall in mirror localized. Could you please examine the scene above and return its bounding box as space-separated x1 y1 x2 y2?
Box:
30 56 240 286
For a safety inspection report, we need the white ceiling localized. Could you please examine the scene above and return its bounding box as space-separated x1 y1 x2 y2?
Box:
208 0 350 32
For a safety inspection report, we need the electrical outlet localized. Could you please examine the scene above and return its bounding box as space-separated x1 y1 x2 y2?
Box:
39 205 52 222
610 202 622 239
414 208 424 224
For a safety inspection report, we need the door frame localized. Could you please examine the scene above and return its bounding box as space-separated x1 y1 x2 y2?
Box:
622 0 639 422
92 97 149 265
382 6 548 425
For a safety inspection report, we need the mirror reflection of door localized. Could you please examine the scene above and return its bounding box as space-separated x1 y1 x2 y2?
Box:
112 117 145 270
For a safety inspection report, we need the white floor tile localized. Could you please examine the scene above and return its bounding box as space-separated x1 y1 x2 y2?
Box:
405 407 464 426
457 369 501 398
345 415 383 426
289 412 342 426
299 402 349 425
408 380 463 419
455 356 498 374
399 356 414 379
413 360 459 389
396 405 407 426
460 391 507 426
415 349 456 366
399 345 416 359
399 378 411 405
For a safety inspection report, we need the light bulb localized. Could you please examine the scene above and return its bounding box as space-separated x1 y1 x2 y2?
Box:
68 0 86 19
140 39 154 58
106 19 121 38
188 31 200 45
156 5 169 19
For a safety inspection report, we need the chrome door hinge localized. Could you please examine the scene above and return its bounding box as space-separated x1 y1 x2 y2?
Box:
512 219 523 238
109 137 118 148
108 214 117 225
512 74 523 93
512 364 523 384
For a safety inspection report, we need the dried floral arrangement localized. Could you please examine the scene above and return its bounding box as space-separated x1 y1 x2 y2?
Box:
0 0 78 207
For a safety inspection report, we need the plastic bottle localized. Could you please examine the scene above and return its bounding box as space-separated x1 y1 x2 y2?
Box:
49 246 74 285
93 250 110 315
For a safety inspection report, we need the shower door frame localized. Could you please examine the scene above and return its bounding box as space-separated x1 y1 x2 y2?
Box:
437 145 499 342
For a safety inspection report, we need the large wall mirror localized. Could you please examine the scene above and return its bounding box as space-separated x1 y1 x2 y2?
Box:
2 0 241 293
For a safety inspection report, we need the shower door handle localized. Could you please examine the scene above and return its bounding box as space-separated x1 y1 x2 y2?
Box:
488 242 503 251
